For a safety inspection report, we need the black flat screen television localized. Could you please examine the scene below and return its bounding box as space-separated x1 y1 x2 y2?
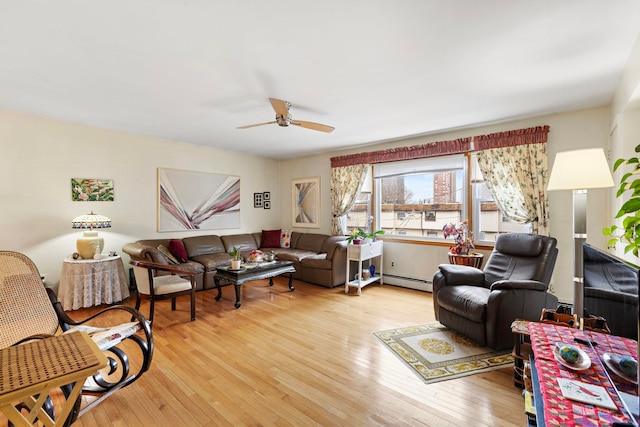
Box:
582 243 639 340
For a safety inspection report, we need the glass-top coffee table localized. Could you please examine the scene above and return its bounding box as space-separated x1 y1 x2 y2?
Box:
214 260 296 308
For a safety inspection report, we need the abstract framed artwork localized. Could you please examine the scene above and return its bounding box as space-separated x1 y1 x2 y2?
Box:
71 178 114 201
292 176 320 228
158 168 240 232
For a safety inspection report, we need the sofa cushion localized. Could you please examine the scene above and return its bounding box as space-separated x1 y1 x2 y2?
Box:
183 235 226 257
168 239 188 263
437 285 490 323
221 234 258 253
190 253 232 272
295 233 327 253
273 249 317 263
300 254 331 270
262 229 281 248
280 230 292 248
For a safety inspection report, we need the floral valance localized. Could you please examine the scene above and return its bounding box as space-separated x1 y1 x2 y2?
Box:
330 126 550 167
474 126 549 151
330 138 471 167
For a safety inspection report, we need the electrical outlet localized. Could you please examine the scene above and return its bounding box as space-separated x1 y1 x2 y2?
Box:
391 261 395 267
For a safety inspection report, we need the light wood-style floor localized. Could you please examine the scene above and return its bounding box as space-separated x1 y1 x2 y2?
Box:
45 279 527 426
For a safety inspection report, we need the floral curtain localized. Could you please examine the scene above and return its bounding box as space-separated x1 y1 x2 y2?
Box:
330 164 368 235
477 143 549 235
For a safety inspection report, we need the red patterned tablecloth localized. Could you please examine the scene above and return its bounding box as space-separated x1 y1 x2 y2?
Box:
528 322 637 426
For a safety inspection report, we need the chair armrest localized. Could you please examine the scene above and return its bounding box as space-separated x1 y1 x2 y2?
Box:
437 264 485 286
490 279 547 291
130 259 197 276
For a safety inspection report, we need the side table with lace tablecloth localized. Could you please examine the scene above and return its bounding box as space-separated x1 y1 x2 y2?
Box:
58 255 130 310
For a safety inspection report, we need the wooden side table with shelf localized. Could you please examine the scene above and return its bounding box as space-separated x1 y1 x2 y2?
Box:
345 240 383 295
511 319 532 389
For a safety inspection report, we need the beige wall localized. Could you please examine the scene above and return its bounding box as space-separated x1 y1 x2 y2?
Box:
0 109 280 289
279 107 613 303
2 33 639 305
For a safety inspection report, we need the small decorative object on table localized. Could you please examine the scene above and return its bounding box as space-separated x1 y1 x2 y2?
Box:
247 249 264 263
443 220 483 268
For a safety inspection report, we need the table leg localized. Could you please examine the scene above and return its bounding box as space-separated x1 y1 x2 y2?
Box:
269 276 274 286
288 273 295 291
234 284 241 309
214 277 222 301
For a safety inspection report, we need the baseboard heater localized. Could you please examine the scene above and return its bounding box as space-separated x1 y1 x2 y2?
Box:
383 274 432 292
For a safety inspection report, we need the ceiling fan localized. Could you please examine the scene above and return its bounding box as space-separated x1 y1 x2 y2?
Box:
237 98 334 133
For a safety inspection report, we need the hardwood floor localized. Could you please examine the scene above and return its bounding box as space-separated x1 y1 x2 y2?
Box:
35 279 527 426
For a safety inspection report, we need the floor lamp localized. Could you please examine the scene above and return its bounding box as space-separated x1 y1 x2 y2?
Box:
547 148 614 319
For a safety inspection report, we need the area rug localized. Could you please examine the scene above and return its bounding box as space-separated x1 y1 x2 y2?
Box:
373 322 513 384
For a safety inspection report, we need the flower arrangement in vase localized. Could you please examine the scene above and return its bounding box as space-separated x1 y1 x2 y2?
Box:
442 221 476 255
247 249 264 263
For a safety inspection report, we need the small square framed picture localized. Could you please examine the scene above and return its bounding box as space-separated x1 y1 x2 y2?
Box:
263 191 271 201
264 200 271 209
254 193 263 208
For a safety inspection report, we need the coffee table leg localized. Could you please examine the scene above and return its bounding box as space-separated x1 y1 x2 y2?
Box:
288 273 295 291
214 277 222 302
234 284 242 309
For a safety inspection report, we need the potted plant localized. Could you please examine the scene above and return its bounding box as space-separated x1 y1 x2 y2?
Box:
346 228 385 245
229 245 242 269
603 143 640 257
443 221 483 268
443 221 476 255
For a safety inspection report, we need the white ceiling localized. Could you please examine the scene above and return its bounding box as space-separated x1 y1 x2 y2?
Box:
1 1 639 159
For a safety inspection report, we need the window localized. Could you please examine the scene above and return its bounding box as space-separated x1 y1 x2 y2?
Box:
371 154 530 243
470 155 530 242
345 192 371 233
374 155 466 239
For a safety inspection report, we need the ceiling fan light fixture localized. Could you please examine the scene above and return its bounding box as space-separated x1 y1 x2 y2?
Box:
237 98 334 133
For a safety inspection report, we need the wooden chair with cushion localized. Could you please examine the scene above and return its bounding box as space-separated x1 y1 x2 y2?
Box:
130 259 197 322
0 250 153 425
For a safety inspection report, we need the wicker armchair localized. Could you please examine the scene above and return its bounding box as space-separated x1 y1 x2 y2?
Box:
0 251 153 425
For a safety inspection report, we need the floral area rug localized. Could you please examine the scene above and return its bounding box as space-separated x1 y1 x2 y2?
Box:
373 322 513 384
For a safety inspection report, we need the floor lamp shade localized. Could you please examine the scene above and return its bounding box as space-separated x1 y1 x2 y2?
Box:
547 148 614 191
72 211 111 259
547 148 614 318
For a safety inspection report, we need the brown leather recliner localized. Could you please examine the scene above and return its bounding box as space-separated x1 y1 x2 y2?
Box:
433 233 559 350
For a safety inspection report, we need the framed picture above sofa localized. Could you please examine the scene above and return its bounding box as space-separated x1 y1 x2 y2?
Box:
292 176 320 228
158 168 240 232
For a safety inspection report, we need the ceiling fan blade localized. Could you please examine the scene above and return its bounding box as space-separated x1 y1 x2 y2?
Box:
236 120 276 129
269 98 290 117
290 120 335 133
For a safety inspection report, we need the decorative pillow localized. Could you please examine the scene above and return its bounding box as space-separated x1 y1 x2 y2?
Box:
168 239 188 263
261 229 281 248
157 245 179 264
280 230 292 248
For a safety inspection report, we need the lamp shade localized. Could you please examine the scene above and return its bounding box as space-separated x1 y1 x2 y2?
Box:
72 211 111 259
547 148 614 191
72 211 111 229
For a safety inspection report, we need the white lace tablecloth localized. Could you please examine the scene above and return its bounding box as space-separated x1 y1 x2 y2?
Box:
58 255 130 310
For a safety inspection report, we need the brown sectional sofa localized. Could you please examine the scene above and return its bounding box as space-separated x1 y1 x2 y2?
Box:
122 231 348 291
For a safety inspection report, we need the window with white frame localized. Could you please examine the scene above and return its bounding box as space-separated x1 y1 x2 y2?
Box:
373 155 466 239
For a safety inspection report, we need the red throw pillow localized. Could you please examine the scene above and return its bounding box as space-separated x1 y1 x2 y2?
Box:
261 229 282 248
168 239 188 263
